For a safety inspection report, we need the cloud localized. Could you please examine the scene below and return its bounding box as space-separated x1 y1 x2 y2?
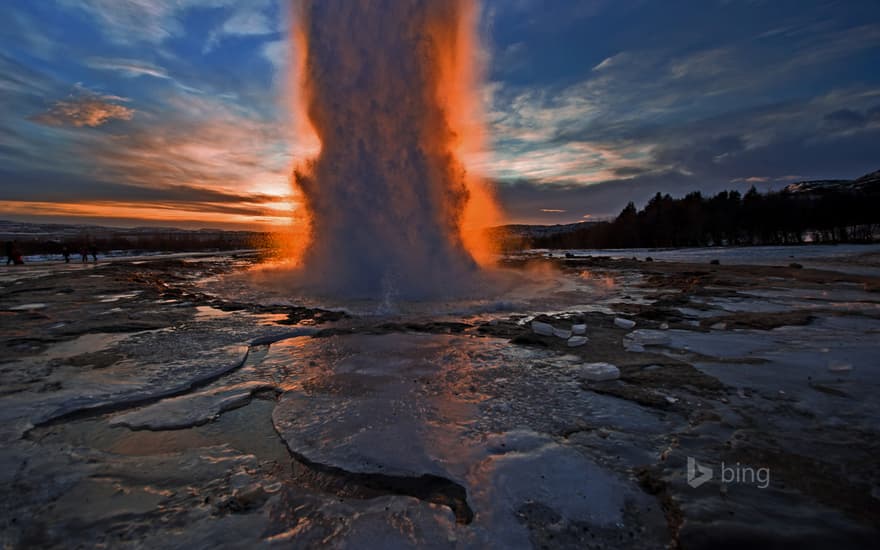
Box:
261 39 288 71
0 45 293 229
204 3 276 52
5 9 56 59
496 175 680 224
81 95 291 197
219 9 273 36
85 57 170 79
0 52 55 97
0 168 278 204
0 198 288 230
592 53 625 71
487 82 880 223
6 1 879 230
30 94 134 127
822 108 867 132
479 13 880 222
57 0 238 45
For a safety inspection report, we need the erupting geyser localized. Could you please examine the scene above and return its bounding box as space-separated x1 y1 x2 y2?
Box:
285 0 502 299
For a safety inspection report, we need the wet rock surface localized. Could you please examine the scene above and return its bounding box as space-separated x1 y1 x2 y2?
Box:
2 251 880 548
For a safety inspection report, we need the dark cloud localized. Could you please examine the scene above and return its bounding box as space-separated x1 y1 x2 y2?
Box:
0 169 279 205
496 114 880 225
823 108 867 131
612 166 653 177
497 170 698 223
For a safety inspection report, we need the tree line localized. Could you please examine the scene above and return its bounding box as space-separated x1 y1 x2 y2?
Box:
531 185 880 249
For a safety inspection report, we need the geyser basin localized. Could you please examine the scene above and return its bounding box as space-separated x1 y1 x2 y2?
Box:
283 0 501 299
4 252 880 547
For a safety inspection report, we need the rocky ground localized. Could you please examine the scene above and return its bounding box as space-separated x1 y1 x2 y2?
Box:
1 250 879 548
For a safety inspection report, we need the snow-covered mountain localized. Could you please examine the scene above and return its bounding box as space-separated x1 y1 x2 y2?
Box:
783 169 880 195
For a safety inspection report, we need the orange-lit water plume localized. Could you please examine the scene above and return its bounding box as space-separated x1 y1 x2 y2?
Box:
279 0 502 298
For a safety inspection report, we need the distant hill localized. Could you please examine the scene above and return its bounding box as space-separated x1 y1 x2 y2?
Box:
486 221 603 251
783 169 880 195
0 219 259 241
0 219 265 256
497 221 601 240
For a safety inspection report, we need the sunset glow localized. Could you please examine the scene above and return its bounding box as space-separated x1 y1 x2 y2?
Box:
2 1 878 228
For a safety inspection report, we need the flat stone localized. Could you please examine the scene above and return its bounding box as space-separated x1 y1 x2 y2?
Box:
553 328 572 339
576 362 620 382
614 318 636 329
626 330 671 346
531 321 554 336
567 336 588 347
110 381 274 430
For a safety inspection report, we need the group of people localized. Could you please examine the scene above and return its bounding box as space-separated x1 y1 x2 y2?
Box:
64 245 98 263
5 241 99 265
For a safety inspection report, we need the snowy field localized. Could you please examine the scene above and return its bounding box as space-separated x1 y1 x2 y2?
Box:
525 243 880 275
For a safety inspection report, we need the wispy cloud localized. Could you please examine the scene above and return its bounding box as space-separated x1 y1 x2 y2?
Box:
85 57 170 79
592 53 625 71
57 0 238 45
205 4 275 52
482 20 880 193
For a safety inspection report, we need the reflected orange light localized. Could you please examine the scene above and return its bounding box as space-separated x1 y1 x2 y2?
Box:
430 0 504 265
273 2 319 265
0 200 292 230
578 269 616 289
284 0 504 268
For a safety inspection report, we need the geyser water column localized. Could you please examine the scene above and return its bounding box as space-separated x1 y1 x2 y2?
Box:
288 0 501 299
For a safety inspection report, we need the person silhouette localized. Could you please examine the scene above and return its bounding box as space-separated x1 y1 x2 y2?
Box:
10 242 24 265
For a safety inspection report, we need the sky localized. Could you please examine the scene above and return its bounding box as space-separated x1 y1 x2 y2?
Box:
1 0 879 229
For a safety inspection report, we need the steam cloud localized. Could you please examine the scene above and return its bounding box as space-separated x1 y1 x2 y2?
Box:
288 0 499 299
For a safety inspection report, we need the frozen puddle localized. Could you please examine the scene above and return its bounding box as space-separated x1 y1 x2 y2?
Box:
111 381 277 430
264 333 666 545
687 282 880 317
0 329 251 440
20 331 669 547
652 317 880 428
